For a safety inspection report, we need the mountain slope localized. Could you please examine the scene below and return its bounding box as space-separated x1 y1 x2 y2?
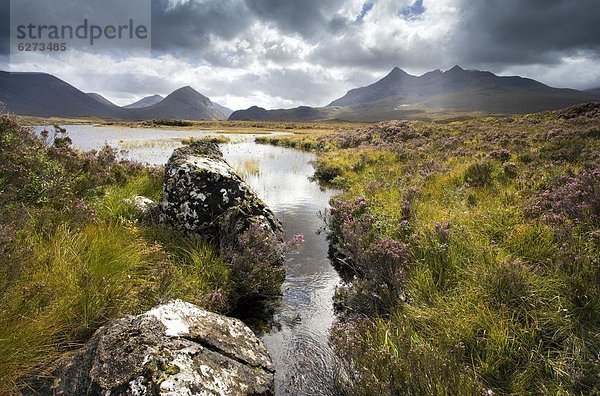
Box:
87 92 117 107
330 65 590 112
124 94 164 109
212 102 234 118
0 72 127 118
129 86 228 120
330 67 421 107
586 88 600 98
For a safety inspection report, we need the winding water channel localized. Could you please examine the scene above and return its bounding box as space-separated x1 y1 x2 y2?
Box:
40 125 341 395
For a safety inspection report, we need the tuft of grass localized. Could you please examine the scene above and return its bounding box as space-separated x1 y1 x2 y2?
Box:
234 158 261 178
0 220 163 389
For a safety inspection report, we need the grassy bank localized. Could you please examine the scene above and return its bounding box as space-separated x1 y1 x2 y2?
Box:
304 104 599 394
0 116 280 392
17 115 366 135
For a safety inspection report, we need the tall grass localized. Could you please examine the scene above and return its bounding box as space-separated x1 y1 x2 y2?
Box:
0 118 234 392
234 158 261 178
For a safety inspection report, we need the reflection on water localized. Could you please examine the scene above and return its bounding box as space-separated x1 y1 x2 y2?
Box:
221 142 341 395
43 125 341 395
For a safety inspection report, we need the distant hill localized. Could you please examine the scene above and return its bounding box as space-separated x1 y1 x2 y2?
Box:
586 88 600 98
229 105 330 121
124 94 164 109
0 72 227 120
87 92 117 107
128 86 228 120
0 72 127 118
2 68 596 122
231 66 597 121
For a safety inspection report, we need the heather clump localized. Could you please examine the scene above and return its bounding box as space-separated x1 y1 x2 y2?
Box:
463 161 494 187
528 165 600 229
329 120 427 149
556 102 600 119
220 223 286 304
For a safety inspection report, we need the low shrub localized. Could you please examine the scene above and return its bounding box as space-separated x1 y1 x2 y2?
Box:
151 119 194 127
220 223 285 305
463 161 494 187
528 165 600 229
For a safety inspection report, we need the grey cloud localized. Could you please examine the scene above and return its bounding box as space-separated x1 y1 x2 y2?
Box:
310 0 600 83
151 0 252 53
453 0 600 66
244 0 350 40
213 68 336 105
310 29 447 73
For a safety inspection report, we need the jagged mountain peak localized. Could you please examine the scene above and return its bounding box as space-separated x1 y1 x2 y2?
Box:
446 65 465 73
383 67 412 81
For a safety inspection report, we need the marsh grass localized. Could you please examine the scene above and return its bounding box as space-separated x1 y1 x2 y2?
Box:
234 158 261 178
0 219 163 389
118 138 181 149
181 135 232 145
319 106 600 395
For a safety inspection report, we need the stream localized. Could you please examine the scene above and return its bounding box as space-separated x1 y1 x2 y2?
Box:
38 125 342 395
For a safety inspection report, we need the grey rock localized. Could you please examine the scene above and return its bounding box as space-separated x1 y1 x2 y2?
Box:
125 195 157 214
160 141 283 244
124 195 160 223
35 300 274 396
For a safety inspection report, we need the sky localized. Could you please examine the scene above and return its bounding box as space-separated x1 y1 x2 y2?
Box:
1 0 599 110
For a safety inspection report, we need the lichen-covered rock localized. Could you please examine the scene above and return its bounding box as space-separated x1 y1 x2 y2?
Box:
31 300 274 396
159 141 285 302
161 141 282 238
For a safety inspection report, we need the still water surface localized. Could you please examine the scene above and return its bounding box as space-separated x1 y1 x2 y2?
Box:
40 125 341 395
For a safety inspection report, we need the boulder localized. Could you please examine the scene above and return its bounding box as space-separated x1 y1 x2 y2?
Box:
32 300 274 395
160 141 282 239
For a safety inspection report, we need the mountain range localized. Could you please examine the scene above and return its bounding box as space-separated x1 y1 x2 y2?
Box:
230 66 598 121
1 67 597 122
0 71 232 120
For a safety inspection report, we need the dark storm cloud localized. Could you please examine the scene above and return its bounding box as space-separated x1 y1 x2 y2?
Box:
5 0 600 70
243 0 350 40
453 0 600 65
304 0 600 78
151 0 252 52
